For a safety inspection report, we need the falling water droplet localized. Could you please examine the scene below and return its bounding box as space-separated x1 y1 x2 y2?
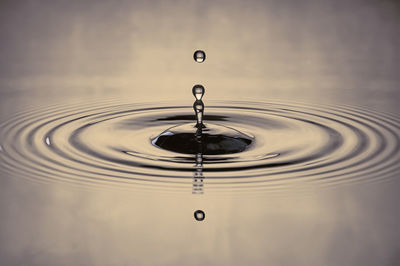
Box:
193 100 204 113
194 210 205 221
192 85 205 101
193 100 204 127
193 50 206 63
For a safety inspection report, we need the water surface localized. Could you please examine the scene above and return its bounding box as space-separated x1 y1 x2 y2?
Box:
1 1 400 265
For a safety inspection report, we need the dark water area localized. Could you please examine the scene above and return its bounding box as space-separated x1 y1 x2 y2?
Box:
0 0 400 265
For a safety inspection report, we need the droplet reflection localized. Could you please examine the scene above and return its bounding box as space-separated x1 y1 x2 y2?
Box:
194 210 205 221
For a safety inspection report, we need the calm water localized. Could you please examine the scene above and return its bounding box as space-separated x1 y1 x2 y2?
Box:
1 1 400 265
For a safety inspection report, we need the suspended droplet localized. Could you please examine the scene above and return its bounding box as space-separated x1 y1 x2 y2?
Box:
194 210 205 221
193 100 204 113
45 137 51 146
192 85 205 100
193 50 206 63
193 100 204 126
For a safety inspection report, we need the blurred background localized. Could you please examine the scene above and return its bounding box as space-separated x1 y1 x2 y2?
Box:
0 0 399 112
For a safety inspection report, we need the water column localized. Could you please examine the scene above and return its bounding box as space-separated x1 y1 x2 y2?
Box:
192 50 206 221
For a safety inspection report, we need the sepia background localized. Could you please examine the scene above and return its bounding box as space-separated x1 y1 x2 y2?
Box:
0 0 399 265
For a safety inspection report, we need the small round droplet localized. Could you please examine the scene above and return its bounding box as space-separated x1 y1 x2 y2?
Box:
192 85 205 100
193 50 206 63
193 100 204 126
193 100 204 113
194 210 205 221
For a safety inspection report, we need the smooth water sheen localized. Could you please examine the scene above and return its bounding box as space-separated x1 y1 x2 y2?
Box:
0 100 398 192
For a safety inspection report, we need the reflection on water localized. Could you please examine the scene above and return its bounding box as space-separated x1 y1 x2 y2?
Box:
194 210 205 221
193 153 204 194
1 0 400 265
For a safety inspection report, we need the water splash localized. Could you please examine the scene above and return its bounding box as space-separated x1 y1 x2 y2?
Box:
152 74 253 156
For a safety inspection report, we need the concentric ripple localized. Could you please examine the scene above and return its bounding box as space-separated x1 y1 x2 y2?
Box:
0 100 399 192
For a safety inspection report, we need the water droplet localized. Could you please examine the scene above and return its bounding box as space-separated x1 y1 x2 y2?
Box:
45 137 51 146
194 210 205 221
193 100 204 126
192 85 205 100
193 50 206 63
193 100 204 112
